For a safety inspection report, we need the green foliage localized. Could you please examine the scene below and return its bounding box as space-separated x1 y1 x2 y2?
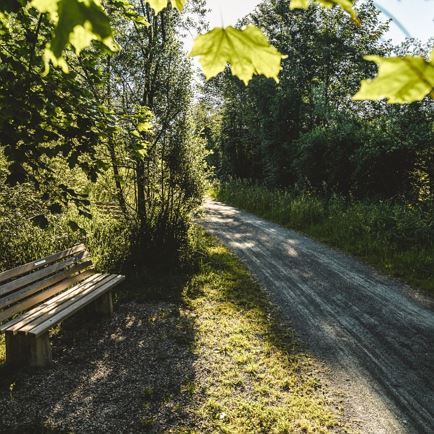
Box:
145 0 186 14
217 181 434 293
0 183 81 272
0 175 135 278
32 0 117 72
190 25 286 85
0 0 208 279
215 1 434 199
85 210 136 272
2 0 431 102
290 0 359 24
0 7 110 207
88 4 209 272
354 54 434 103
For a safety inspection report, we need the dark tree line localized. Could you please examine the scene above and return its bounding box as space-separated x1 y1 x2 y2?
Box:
212 0 434 202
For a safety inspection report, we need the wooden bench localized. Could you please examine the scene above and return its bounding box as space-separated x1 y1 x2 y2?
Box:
0 244 125 368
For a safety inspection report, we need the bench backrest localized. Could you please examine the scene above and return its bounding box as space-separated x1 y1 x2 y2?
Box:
0 244 93 324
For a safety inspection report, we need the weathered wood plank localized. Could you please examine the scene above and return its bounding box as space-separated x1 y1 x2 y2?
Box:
0 252 87 298
0 260 92 311
0 269 94 324
19 275 117 335
29 275 125 337
0 244 86 285
1 273 106 333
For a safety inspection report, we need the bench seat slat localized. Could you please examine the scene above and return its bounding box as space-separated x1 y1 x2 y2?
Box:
0 260 92 311
0 244 86 285
0 252 87 298
0 270 95 325
1 274 106 333
27 275 125 337
15 274 110 334
17 274 114 334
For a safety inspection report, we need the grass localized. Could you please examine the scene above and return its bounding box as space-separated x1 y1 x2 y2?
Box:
0 334 4 364
215 180 434 294
179 237 344 432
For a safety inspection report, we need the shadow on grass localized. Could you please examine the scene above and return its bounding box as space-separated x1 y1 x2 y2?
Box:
199 243 301 352
181 238 340 432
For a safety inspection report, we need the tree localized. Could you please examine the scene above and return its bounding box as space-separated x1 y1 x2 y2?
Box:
215 1 434 199
0 7 110 210
94 0 209 266
1 0 431 103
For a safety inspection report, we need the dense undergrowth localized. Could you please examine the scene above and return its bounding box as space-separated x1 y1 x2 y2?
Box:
216 180 434 294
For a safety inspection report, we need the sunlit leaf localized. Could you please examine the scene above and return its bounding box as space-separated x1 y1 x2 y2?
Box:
190 25 287 85
353 55 434 103
145 0 186 14
290 0 360 24
107 0 150 26
31 0 117 72
289 0 309 8
171 0 186 11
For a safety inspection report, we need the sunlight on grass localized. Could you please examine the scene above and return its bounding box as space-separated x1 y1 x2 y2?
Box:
183 239 344 432
0 334 5 364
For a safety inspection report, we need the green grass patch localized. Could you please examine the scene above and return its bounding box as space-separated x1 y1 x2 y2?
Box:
0 334 4 364
179 236 344 433
216 181 434 294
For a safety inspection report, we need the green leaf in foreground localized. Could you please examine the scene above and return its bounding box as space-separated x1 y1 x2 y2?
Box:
145 0 186 14
31 0 117 72
190 25 287 85
353 55 434 103
290 0 360 24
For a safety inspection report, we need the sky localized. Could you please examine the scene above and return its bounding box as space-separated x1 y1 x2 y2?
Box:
187 0 433 48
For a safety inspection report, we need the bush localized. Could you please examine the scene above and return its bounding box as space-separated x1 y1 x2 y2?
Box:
0 183 81 272
0 182 135 275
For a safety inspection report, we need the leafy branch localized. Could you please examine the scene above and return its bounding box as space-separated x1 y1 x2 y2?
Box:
0 0 432 103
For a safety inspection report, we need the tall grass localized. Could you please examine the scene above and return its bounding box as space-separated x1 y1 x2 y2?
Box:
216 180 434 293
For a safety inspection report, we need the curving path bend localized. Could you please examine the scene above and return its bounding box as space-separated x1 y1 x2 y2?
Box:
201 199 434 434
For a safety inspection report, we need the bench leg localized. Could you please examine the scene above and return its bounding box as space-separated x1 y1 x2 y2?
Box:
6 331 52 368
94 291 113 318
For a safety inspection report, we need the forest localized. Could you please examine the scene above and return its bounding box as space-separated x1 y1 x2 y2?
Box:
0 0 433 432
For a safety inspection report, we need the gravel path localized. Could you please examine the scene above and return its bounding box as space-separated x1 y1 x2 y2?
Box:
201 199 434 434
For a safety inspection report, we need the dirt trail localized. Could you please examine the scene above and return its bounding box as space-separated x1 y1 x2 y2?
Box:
201 199 434 434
